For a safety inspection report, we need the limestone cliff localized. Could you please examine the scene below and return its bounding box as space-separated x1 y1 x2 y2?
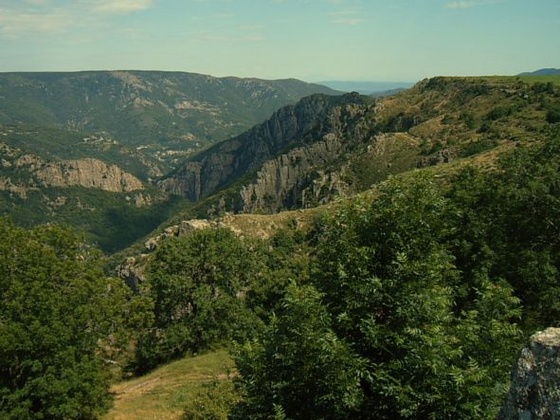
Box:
238 133 350 212
499 327 560 419
158 93 377 212
0 141 144 194
36 158 144 192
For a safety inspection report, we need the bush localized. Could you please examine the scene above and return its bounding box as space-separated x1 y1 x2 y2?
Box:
546 107 560 124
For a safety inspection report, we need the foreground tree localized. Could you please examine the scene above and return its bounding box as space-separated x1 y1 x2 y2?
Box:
0 220 130 419
135 228 264 372
314 173 522 418
233 282 364 419
234 172 522 419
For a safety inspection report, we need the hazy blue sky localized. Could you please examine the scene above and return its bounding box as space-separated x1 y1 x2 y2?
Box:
0 0 558 82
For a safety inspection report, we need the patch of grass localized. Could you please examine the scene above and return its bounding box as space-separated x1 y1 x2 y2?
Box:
518 75 560 86
479 75 560 86
103 350 235 420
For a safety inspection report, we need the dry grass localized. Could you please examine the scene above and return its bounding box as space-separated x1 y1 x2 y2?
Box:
103 350 235 420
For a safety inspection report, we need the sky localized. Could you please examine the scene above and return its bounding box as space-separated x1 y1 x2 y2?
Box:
0 0 558 83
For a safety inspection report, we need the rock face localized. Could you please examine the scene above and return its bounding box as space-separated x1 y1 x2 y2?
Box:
36 158 144 192
0 141 145 194
499 327 560 419
159 93 376 213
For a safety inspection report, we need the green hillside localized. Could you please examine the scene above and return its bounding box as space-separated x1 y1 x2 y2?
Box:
160 75 560 221
0 71 338 252
2 73 560 418
0 71 339 170
103 350 235 420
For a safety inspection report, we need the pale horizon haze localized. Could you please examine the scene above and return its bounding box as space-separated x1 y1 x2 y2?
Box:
0 0 558 83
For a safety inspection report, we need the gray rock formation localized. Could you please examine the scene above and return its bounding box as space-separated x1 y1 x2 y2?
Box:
159 93 376 213
499 327 560 419
36 158 144 192
0 141 145 194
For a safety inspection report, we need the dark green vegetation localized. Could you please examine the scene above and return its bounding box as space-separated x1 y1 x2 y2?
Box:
0 185 188 253
233 127 560 419
0 220 139 418
133 228 265 373
2 74 560 418
114 130 560 418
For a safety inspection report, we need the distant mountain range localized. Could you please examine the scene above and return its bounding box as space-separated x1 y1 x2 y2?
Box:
318 80 414 95
1 70 558 252
0 71 338 251
518 68 560 76
0 71 338 174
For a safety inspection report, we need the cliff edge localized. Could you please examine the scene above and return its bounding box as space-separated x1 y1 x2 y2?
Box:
499 327 560 419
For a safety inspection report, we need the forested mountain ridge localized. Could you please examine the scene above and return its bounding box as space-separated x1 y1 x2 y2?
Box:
159 75 560 217
0 71 338 172
2 73 558 252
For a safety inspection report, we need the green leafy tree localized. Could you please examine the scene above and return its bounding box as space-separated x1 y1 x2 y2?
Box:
0 219 130 419
244 226 311 321
448 127 560 329
233 282 364 419
234 172 522 419
135 228 264 372
312 173 521 418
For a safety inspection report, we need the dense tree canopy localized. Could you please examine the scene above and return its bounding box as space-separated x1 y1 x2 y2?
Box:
5 128 560 418
134 228 267 373
234 171 524 419
0 220 131 419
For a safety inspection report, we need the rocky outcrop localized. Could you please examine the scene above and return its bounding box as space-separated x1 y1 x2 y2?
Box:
238 133 350 212
417 148 454 168
0 142 144 194
144 219 219 251
36 158 144 192
159 93 376 213
499 327 560 419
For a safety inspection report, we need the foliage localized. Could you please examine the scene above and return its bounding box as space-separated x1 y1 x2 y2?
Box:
134 228 265 373
233 282 365 419
234 170 525 419
182 377 240 420
315 173 522 418
450 127 560 329
0 185 188 254
243 226 310 320
0 219 131 419
546 107 560 124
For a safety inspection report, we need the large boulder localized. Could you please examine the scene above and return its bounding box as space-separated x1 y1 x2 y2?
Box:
499 327 560 419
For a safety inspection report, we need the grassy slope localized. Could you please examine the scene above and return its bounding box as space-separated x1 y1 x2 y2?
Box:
103 350 235 420
508 74 560 85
